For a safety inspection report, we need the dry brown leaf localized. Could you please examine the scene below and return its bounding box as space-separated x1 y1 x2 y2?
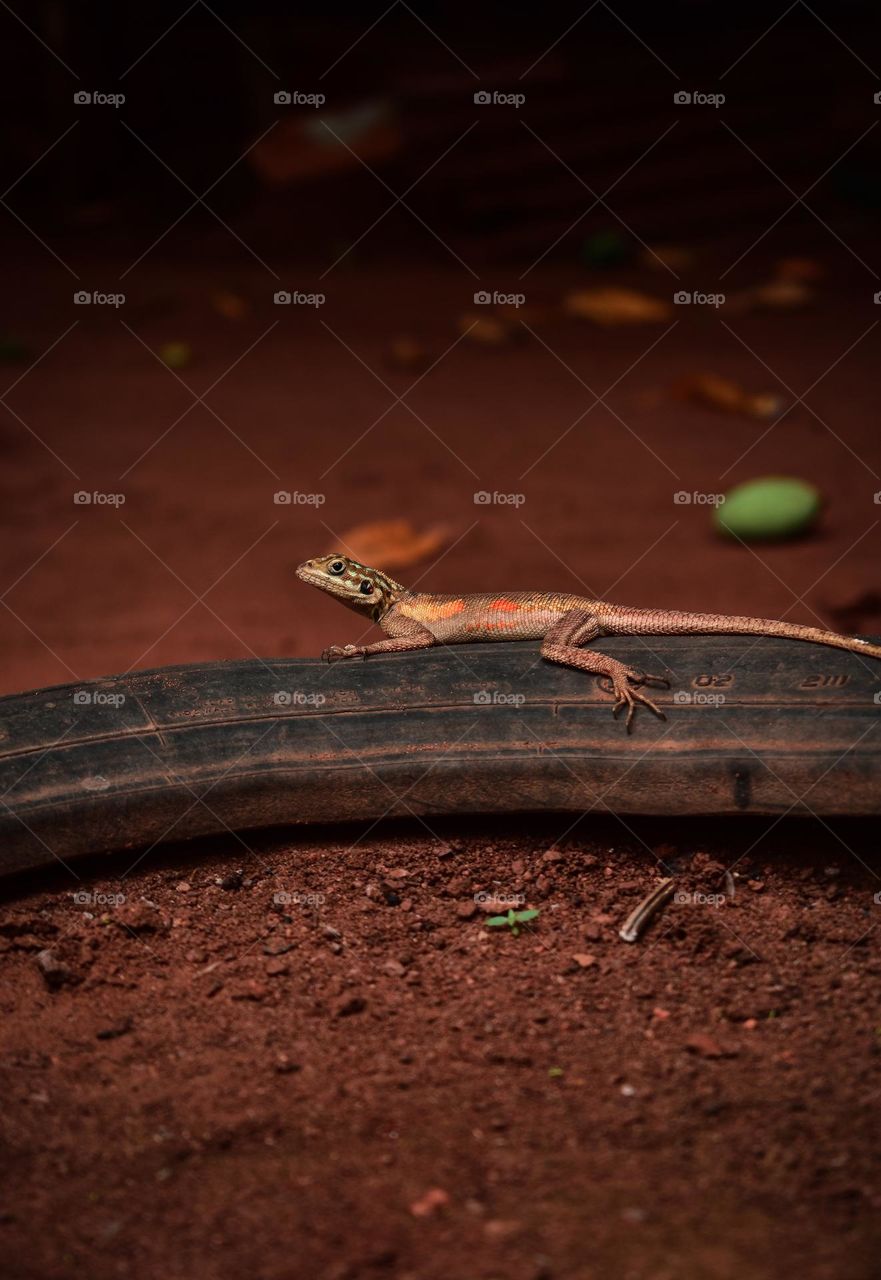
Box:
386 336 431 372
726 277 814 314
751 279 813 309
676 373 783 421
563 287 671 325
458 312 515 344
331 518 450 571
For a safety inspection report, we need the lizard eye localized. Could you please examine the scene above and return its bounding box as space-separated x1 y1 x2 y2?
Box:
329 561 345 575
360 579 373 594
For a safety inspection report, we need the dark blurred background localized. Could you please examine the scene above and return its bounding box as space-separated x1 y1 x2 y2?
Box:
1 1 880 692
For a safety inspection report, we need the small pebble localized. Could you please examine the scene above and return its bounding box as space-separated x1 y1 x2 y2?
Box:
336 995 366 1017
96 1017 133 1041
35 950 75 990
684 1033 726 1059
409 1187 449 1217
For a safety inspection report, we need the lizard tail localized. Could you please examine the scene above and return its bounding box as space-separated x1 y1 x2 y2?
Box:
596 605 881 661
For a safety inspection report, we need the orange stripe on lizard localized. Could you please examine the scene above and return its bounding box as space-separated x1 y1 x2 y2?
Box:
399 599 466 623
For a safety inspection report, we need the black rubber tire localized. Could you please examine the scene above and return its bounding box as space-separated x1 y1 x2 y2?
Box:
0 637 879 876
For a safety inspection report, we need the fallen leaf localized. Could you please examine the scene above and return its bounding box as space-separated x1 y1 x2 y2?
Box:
409 1187 450 1217
563 287 671 325
675 373 783 420
751 278 813 309
572 953 597 968
386 336 431 372
459 312 514 344
331 518 450 571
727 277 814 314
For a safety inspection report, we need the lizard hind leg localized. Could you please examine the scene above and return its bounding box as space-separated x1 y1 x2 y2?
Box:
540 610 668 731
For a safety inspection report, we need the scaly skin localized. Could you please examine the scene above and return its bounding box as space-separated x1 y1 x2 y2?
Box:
296 554 881 730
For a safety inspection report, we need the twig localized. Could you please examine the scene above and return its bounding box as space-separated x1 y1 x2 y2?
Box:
619 877 675 943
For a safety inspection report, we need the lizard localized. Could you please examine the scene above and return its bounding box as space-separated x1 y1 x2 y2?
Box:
296 554 881 730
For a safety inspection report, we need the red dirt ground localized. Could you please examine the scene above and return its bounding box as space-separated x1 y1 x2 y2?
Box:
1 822 880 1280
2 239 881 1278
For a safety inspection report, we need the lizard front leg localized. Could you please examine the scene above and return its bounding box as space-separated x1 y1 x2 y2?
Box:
540 610 669 731
322 614 436 663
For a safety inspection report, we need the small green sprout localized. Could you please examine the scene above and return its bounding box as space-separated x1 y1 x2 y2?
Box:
485 908 540 937
548 1066 564 1079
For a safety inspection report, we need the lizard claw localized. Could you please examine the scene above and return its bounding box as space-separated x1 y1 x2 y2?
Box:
322 644 367 663
610 677 667 732
625 665 671 690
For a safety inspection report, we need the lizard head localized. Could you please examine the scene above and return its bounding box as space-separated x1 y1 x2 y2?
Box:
296 554 405 621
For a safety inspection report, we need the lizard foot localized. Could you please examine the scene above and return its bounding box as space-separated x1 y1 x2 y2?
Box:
322 644 368 663
608 670 667 732
625 667 671 690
